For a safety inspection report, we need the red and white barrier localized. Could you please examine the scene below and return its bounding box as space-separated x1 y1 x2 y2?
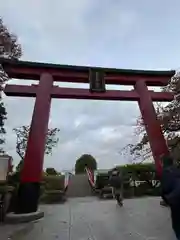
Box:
85 168 95 188
64 172 71 192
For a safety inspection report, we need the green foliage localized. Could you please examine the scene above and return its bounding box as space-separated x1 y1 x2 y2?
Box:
7 160 24 186
117 163 158 187
42 175 64 191
40 175 65 204
46 167 59 176
95 172 109 189
16 160 23 172
117 163 155 174
0 17 22 153
75 154 97 174
13 126 60 160
7 172 20 187
95 163 160 198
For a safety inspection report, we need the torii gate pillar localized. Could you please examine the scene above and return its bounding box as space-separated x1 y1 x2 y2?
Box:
15 73 53 214
135 81 169 176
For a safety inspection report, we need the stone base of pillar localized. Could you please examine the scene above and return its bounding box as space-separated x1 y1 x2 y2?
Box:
15 182 40 214
5 210 44 224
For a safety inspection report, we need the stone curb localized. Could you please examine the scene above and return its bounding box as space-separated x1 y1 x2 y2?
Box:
5 211 44 224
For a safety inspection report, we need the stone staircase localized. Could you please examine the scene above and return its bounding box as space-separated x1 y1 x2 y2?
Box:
66 174 94 198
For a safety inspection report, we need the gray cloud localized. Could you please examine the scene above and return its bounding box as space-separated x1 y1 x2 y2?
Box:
1 0 179 171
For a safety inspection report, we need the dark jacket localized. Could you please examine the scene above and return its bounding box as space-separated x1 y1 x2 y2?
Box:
161 165 180 207
109 172 122 188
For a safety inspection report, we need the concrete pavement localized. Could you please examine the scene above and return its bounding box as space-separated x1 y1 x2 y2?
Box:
0 197 176 240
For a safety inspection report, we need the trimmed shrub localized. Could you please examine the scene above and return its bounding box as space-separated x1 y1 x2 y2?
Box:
40 175 66 204
43 175 64 191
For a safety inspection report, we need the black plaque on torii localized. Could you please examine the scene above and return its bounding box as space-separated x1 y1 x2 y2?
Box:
89 68 106 93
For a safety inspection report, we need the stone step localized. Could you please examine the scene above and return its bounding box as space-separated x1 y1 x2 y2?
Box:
66 174 93 198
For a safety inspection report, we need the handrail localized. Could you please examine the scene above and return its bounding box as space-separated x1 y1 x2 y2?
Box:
85 168 95 188
64 172 71 192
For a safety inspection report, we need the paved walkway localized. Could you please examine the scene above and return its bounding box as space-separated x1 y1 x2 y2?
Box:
0 197 176 240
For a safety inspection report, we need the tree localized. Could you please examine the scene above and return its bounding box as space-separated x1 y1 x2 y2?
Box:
0 17 22 153
13 126 60 171
0 18 21 61
46 168 58 176
75 154 97 174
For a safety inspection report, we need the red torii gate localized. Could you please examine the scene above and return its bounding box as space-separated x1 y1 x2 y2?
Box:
1 58 175 214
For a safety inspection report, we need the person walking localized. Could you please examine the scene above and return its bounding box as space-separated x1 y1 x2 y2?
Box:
109 167 123 206
161 155 180 239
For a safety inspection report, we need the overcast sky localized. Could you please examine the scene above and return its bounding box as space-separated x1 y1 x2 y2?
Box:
0 0 179 171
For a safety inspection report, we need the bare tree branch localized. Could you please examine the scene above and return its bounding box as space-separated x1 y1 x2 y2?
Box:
13 126 60 160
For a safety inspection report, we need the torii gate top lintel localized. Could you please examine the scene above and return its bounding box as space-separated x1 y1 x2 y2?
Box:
0 58 175 86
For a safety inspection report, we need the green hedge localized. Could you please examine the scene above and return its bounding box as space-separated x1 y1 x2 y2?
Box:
42 175 65 191
40 175 66 204
95 173 109 189
95 167 161 198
